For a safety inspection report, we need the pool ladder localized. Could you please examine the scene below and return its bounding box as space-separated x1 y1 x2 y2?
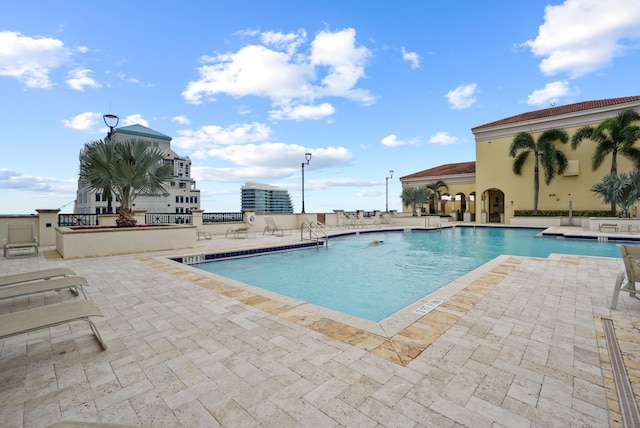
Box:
425 217 442 231
301 220 328 247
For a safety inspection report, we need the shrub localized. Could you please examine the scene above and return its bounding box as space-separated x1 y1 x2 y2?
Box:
513 210 611 217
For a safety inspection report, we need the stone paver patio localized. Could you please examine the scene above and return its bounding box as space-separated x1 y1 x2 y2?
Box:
1 227 639 427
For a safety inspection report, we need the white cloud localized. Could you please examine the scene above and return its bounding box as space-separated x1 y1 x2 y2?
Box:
381 134 419 147
182 28 374 117
0 168 75 193
429 132 458 145
0 31 70 88
269 103 335 121
121 114 149 127
66 68 101 91
62 112 102 131
173 122 273 150
524 0 640 77
261 29 306 55
445 83 477 110
312 177 380 190
381 135 404 147
527 81 574 106
196 142 351 168
172 115 190 125
310 28 373 103
401 47 420 69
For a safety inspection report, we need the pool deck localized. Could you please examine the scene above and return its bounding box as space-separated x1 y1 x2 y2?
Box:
1 224 640 427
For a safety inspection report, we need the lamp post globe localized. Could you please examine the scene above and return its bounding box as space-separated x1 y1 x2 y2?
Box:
103 114 119 141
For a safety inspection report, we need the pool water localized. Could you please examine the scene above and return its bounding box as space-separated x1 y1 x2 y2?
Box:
193 228 628 322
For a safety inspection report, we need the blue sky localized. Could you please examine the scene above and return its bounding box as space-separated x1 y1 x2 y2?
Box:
2 0 640 214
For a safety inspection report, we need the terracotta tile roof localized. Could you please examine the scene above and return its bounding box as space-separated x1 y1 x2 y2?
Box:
400 161 475 180
472 96 640 131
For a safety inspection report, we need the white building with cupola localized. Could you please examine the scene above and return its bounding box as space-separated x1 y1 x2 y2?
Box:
75 124 200 214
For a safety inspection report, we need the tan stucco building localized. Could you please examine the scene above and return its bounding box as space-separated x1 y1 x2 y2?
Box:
400 95 640 223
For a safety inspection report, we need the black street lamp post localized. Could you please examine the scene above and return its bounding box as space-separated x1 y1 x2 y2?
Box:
103 114 119 141
102 114 119 213
301 153 312 213
386 169 394 212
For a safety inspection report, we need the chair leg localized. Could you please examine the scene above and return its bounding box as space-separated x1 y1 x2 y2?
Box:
611 268 626 309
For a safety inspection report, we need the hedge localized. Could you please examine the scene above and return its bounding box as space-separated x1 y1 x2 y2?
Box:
513 210 611 217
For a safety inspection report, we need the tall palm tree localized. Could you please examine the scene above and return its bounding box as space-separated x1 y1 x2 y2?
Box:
400 186 431 216
509 128 569 215
591 170 640 218
79 140 118 214
80 139 173 227
425 180 448 215
571 108 640 214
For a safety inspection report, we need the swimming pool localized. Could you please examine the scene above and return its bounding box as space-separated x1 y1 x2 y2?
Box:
192 227 629 322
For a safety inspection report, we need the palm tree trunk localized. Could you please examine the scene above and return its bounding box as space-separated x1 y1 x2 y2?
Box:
533 164 539 215
610 154 618 215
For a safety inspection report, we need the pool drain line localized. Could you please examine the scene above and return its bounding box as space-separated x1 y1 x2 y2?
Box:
603 318 640 427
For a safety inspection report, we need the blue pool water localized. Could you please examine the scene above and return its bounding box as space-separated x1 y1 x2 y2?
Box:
192 228 629 322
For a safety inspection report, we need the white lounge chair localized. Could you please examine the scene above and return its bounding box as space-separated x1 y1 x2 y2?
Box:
226 224 255 238
0 300 106 350
0 268 76 287
611 245 640 309
0 276 90 300
264 217 285 236
4 223 38 257
196 229 212 240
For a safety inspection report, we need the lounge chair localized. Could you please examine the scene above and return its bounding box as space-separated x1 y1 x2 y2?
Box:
4 223 38 257
263 217 285 236
0 276 90 300
0 267 76 287
197 229 212 240
226 225 255 238
611 245 640 309
0 300 107 350
48 421 152 428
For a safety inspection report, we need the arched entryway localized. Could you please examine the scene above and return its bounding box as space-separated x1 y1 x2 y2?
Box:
480 188 505 223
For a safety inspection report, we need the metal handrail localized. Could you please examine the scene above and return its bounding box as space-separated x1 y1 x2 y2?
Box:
300 220 328 246
425 217 442 230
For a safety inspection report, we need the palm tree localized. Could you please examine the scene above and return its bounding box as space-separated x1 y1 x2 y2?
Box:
80 139 173 227
571 108 640 214
425 180 448 214
591 170 640 218
400 186 431 216
509 128 569 215
79 140 118 214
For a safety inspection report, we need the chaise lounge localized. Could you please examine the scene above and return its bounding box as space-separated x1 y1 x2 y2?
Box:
0 300 107 350
0 267 76 287
0 276 90 300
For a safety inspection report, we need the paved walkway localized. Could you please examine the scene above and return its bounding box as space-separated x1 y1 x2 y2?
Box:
1 226 639 427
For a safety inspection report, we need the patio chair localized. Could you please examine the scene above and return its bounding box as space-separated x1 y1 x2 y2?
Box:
4 223 38 257
0 267 76 287
611 245 640 309
0 300 106 350
0 276 90 300
196 229 212 240
263 217 285 236
225 223 255 238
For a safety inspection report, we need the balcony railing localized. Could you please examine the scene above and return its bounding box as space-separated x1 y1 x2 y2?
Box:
58 214 99 227
146 213 192 225
203 212 243 223
58 211 244 227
